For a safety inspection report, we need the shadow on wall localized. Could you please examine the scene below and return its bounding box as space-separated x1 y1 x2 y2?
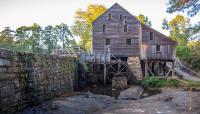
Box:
0 49 78 114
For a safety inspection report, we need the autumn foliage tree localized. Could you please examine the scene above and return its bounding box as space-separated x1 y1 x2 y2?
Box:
136 14 152 26
72 4 107 51
162 15 191 44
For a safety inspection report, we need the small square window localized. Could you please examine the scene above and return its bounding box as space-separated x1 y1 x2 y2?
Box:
106 39 110 45
126 39 131 45
109 14 112 20
156 45 161 52
103 24 106 32
150 32 153 40
120 14 123 20
124 24 128 32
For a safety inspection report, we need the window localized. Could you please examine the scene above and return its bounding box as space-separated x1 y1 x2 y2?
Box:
124 24 128 32
106 39 110 45
150 32 153 40
103 24 106 32
109 14 112 20
126 39 131 45
156 45 161 52
120 14 123 20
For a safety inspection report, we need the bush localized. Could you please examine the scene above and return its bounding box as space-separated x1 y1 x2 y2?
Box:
141 76 181 88
165 79 180 87
141 76 165 88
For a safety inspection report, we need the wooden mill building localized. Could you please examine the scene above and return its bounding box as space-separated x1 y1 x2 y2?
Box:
91 3 177 78
79 3 177 81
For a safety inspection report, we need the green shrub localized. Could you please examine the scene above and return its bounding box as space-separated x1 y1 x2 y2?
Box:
165 79 180 87
141 76 181 88
141 76 165 88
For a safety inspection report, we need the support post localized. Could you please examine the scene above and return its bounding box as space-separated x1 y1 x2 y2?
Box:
172 61 175 77
104 63 107 85
163 61 166 76
152 62 155 74
145 61 149 76
117 58 121 73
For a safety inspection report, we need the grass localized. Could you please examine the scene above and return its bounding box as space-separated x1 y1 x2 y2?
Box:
141 76 200 88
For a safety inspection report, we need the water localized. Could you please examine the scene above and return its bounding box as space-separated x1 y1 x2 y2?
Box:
76 85 161 99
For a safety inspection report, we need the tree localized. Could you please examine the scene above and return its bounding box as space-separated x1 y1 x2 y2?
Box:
136 14 152 26
72 4 107 51
0 27 14 45
42 25 56 53
29 23 43 53
167 0 200 17
15 26 30 51
162 15 191 44
75 4 107 28
55 23 74 50
72 21 91 51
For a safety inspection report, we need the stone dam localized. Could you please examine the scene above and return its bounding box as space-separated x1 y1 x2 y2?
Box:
0 49 77 114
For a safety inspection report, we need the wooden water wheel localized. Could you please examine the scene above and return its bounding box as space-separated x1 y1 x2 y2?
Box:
106 58 131 83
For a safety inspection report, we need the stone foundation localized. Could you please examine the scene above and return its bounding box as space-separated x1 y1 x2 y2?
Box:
0 49 77 114
127 57 143 81
112 77 127 89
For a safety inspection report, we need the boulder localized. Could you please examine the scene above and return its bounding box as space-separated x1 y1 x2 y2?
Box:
118 86 144 100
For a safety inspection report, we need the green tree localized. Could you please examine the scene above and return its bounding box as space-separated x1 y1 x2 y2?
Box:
162 15 191 44
136 14 152 26
72 4 107 51
0 27 14 45
55 23 74 50
42 25 57 53
167 0 200 17
29 23 43 53
15 26 31 52
72 21 91 51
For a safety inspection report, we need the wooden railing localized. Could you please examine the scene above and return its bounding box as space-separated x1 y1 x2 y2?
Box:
79 51 110 63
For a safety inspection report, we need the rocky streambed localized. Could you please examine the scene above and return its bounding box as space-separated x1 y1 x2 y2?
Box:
19 86 200 114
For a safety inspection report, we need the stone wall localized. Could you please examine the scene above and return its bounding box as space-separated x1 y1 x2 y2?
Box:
0 49 77 114
127 57 143 82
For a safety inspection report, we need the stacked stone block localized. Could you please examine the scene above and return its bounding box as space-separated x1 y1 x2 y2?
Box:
127 57 143 81
0 49 77 114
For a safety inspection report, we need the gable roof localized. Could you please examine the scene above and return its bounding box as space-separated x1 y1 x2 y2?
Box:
92 3 140 24
92 3 177 45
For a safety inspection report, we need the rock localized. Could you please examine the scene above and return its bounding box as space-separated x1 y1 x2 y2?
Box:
142 92 149 97
84 91 95 98
50 104 59 110
118 86 144 100
0 84 15 97
112 77 127 89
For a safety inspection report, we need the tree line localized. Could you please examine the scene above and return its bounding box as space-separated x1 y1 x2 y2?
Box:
0 23 76 54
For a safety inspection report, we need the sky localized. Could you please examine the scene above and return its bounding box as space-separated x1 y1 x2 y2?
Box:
0 0 200 40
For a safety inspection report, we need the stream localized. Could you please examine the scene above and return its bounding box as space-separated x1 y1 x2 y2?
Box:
76 85 161 99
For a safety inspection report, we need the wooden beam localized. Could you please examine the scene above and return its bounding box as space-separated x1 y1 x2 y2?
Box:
145 61 149 76
165 69 172 77
104 64 107 85
172 61 175 77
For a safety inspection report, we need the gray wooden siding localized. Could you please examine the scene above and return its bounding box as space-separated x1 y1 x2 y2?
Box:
141 44 176 60
92 3 141 57
141 24 177 60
